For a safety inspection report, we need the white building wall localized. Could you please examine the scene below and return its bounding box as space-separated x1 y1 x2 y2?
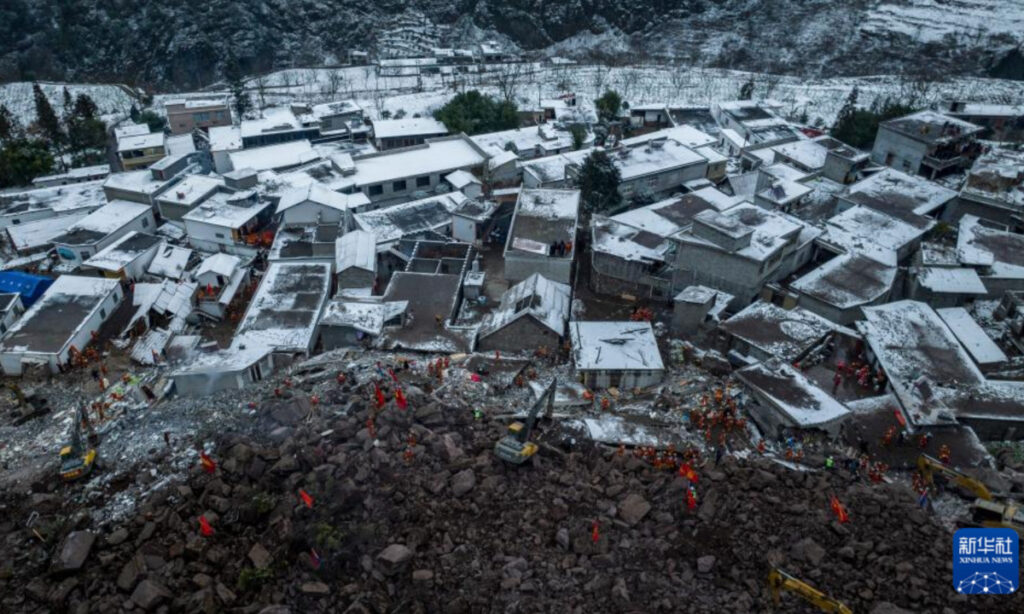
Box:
55 210 157 264
280 202 345 226
451 215 478 243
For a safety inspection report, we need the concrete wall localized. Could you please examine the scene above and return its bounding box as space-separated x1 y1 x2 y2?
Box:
451 215 479 243
477 316 561 354
579 368 664 390
157 200 193 222
504 253 572 285
280 202 346 227
947 195 1019 229
337 267 375 291
172 353 274 396
166 105 231 135
871 128 926 174
321 325 376 351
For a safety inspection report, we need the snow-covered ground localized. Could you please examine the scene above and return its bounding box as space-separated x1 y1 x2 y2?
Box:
217 63 1024 128
0 81 137 128
862 0 1024 43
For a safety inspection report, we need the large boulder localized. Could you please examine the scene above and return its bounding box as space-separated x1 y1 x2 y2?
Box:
130 579 171 611
618 493 651 526
377 544 413 576
451 469 476 498
53 531 95 573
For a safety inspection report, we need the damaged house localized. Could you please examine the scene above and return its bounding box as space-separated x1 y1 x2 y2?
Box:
477 273 571 354
569 321 665 390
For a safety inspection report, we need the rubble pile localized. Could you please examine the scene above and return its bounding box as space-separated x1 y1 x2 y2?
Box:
1 371 1020 614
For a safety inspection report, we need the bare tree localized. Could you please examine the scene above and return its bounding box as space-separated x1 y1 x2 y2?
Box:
325 69 345 99
591 64 608 100
494 62 524 102
254 74 269 109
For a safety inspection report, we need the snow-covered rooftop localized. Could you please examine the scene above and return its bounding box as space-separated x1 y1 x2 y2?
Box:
609 140 706 181
736 360 851 428
276 182 371 215
372 117 448 140
961 147 1024 210
859 300 985 388
320 299 408 335
916 267 987 295
622 125 717 150
335 230 376 272
1 180 106 215
103 169 175 196
721 301 841 361
843 168 957 225
591 217 673 264
445 169 480 190
936 307 1007 367
155 174 223 207
5 212 90 252
684 204 810 262
113 123 150 140
881 110 983 144
117 132 164 153
240 107 302 138
228 140 319 172
790 252 897 309
0 275 121 354
195 253 242 280
208 125 242 151
507 189 580 255
570 321 664 372
83 231 162 272
353 192 465 245
147 244 193 280
479 273 571 339
310 100 361 118
471 124 579 158
182 192 268 229
53 200 151 245
350 136 487 188
957 215 1024 279
234 262 332 354
771 138 831 170
826 204 932 255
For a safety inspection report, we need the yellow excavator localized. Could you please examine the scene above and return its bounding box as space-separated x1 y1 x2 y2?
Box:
917 454 1023 537
768 568 853 614
494 378 556 464
916 453 993 500
59 407 97 482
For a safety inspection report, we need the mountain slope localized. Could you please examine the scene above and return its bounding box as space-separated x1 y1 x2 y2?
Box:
0 0 1021 90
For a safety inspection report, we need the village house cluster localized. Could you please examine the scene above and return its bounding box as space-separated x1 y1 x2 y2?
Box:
0 82 1023 456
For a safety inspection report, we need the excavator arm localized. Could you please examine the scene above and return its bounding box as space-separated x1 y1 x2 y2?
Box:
494 378 557 464
917 454 993 501
768 568 853 614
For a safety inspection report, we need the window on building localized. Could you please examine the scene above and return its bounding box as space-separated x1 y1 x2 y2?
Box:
141 218 150 228
99 309 106 319
0 323 6 334
80 251 90 260
215 232 226 239
11 219 19 225
393 180 407 192
902 160 911 171
368 184 383 196
416 175 431 188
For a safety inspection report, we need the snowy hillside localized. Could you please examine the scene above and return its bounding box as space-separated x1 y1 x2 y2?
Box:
0 82 136 128
862 0 1024 43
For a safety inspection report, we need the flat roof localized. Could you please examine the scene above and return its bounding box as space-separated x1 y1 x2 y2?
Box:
772 139 830 170
721 301 839 361
957 215 1024 278
182 192 269 229
962 147 1024 210
350 136 487 188
686 204 810 262
1 180 105 216
917 267 987 295
826 204 932 253
103 169 173 196
155 174 223 207
859 300 985 388
195 252 242 279
83 231 162 272
569 321 664 372
380 272 470 353
936 307 1007 366
790 252 897 309
228 140 319 172
736 360 851 428
113 123 151 139
320 299 407 335
844 169 957 225
880 110 983 145
234 262 331 353
508 189 580 253
372 117 448 139
117 132 164 153
0 275 120 354
5 212 90 252
208 125 242 151
610 140 706 181
240 107 302 138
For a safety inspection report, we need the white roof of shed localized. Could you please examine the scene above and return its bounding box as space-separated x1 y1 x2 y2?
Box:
570 321 664 372
936 307 1007 366
195 253 241 279
479 273 571 339
917 267 987 295
147 244 193 280
276 182 370 214
229 140 318 172
335 230 377 272
372 118 448 139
